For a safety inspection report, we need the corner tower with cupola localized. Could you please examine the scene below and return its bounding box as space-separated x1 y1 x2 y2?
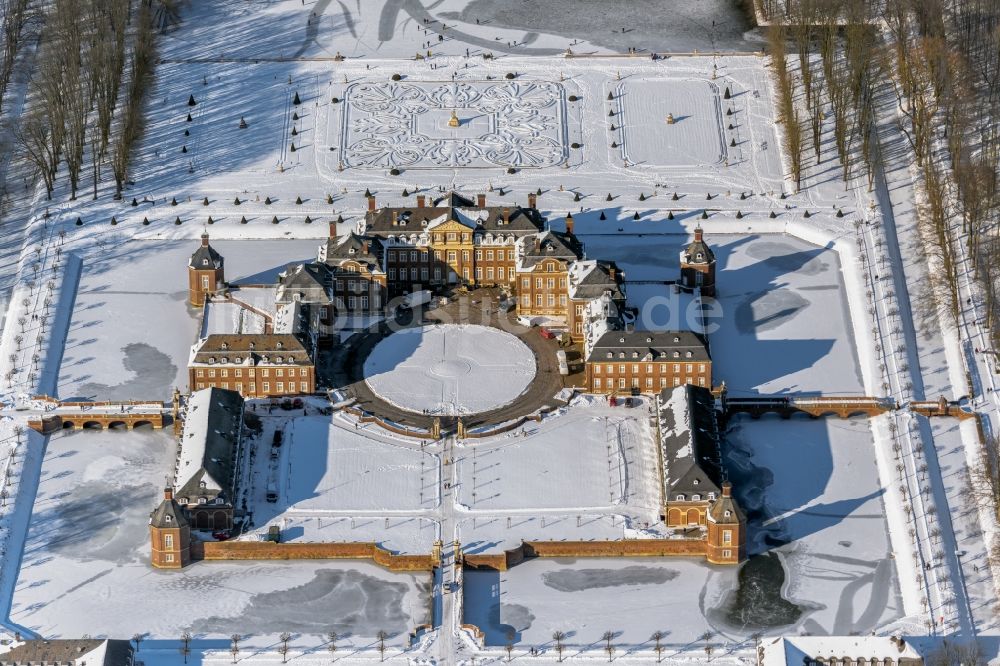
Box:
679 226 716 297
188 232 225 307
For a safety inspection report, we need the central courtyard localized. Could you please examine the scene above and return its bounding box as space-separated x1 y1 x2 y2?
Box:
363 324 537 415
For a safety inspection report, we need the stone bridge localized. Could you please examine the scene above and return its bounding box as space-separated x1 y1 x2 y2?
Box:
26 398 169 433
724 396 894 419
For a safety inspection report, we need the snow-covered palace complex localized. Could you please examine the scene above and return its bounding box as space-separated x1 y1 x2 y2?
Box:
3 1 999 663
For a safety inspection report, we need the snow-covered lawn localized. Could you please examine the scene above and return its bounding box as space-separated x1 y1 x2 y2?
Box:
337 81 570 170
364 325 536 415
454 399 660 516
9 427 430 643
617 78 726 168
248 413 440 517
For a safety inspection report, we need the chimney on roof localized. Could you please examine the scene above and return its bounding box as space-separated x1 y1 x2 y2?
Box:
721 481 732 498
477 193 486 208
367 195 376 212
164 487 174 501
694 225 703 242
528 192 537 209
609 265 617 281
565 212 574 236
502 207 510 224
417 194 426 208
533 236 540 252
329 219 337 240
201 232 210 247
391 211 398 225
363 240 370 254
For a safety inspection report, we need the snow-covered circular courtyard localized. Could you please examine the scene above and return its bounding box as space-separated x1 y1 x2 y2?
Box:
363 324 536 415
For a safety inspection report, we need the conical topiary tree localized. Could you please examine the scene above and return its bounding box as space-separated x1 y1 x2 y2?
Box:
574 192 581 202
701 210 708 220
606 193 613 202
272 215 279 224
181 145 187 153
293 112 299 121
296 196 303 205
240 215 248 224
291 126 298 136
769 210 777 218
186 113 192 122
736 210 743 219
667 211 674 220
175 216 182 225
633 211 640 220
207 216 214 224
188 94 197 106
290 142 296 152
131 197 138 206
239 117 248 129
304 216 312 224
171 197 178 206
671 192 679 201
639 193 646 201
724 87 731 99
293 92 301 105
326 194 333 204
234 197 241 205
142 217 150 225
264 197 272 205
599 211 606 220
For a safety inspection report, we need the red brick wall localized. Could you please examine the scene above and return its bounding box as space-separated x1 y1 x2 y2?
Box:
200 541 437 572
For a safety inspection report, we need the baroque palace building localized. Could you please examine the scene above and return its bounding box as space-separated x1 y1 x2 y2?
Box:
185 195 717 399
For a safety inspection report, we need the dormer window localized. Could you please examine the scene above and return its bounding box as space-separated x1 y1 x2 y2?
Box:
275 356 283 363
248 342 255 350
686 351 693 358
693 479 700 485
724 510 732 518
631 352 638 358
646 337 653 343
673 351 680 358
692 494 701 501
202 259 209 266
619 337 625 343
676 494 685 501
349 247 356 254
696 253 703 261
165 515 171 523
208 357 216 364
221 342 229 350
606 352 613 358
276 341 283 349
673 336 680 343
198 497 207 504
708 492 716 500
220 357 228 364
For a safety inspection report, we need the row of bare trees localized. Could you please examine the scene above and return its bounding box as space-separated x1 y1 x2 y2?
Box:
16 0 158 202
766 0 882 194
0 0 32 112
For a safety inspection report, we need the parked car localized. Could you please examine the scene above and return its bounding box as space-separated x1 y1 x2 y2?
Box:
556 350 569 376
212 530 230 541
280 398 293 411
272 430 283 447
266 525 281 543
269 447 279 460
539 327 557 340
291 397 304 409
266 483 279 503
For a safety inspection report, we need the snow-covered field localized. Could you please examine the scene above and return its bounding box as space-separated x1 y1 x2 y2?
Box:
250 413 440 515
454 399 659 515
364 324 536 415
9 427 430 644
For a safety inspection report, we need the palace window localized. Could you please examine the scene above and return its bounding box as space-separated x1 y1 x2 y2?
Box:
522 278 530 288
722 550 732 559
475 249 483 260
262 382 270 392
277 382 284 392
723 530 732 544
594 378 602 388
165 553 175 563
301 382 308 392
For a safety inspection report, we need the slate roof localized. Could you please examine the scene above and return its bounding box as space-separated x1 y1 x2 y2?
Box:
682 227 715 265
0 639 133 666
587 329 710 362
189 234 223 270
518 230 584 270
658 384 723 499
276 262 333 303
322 232 385 272
568 259 625 301
190 334 313 366
364 192 543 237
175 387 244 503
150 494 188 529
